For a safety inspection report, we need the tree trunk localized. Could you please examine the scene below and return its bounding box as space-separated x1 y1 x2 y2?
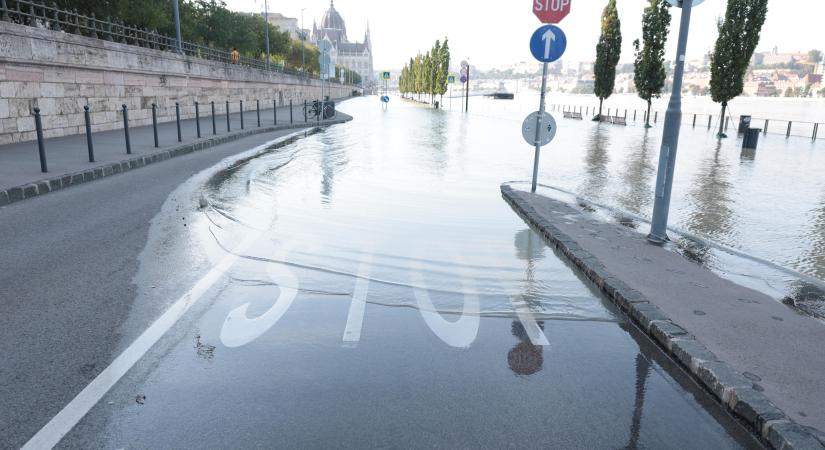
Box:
598 98 604 118
718 102 728 137
645 100 652 128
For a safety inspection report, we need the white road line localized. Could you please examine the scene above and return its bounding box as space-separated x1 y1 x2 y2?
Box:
22 233 260 450
511 295 551 346
343 254 372 347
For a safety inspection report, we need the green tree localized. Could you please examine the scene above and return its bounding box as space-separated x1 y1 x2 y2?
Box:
593 0 622 118
809 49 823 64
437 38 451 104
430 42 441 103
632 0 671 128
710 0 768 137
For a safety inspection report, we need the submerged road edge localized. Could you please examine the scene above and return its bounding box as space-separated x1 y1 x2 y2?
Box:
0 114 353 208
500 184 825 450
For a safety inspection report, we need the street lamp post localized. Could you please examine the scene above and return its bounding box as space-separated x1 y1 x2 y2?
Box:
263 0 270 70
648 0 696 244
301 8 307 76
172 0 182 54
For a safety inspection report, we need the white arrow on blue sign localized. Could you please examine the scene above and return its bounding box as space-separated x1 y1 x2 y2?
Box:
529 24 567 63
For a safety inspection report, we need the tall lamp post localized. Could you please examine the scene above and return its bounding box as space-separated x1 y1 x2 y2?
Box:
172 0 182 54
301 8 307 75
647 0 702 244
263 0 270 70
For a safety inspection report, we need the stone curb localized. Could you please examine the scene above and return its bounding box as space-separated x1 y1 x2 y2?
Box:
0 116 351 208
500 184 825 450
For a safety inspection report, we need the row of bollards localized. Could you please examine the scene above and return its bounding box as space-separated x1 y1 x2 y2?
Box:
31 97 307 174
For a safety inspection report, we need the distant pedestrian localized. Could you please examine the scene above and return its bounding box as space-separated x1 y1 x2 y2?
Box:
230 48 240 64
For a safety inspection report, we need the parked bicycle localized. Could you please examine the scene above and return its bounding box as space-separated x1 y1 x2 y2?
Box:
303 100 335 120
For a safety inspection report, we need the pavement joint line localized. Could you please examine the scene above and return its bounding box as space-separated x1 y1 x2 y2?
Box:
500 183 825 450
19 127 328 449
0 116 352 208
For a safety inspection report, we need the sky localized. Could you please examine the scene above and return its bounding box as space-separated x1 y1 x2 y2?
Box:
224 0 823 70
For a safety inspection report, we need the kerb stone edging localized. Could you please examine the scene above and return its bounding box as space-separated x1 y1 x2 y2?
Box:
0 117 351 208
501 184 825 450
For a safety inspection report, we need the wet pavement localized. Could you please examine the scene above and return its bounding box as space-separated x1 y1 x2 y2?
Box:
0 97 761 448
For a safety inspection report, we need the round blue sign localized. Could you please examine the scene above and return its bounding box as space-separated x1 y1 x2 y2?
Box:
529 25 567 63
460 75 468 83
381 95 390 103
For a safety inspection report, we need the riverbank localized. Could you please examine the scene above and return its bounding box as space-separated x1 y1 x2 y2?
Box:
502 182 825 449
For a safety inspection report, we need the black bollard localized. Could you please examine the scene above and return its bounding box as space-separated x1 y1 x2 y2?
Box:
33 107 47 173
122 104 132 154
195 101 201 138
240 100 244 129
274 99 277 125
226 100 230 132
256 99 260 127
175 102 181 142
151 103 159 147
304 100 308 123
317 99 320 123
693 114 697 127
84 105 95 162
654 111 658 123
211 101 216 135
290 100 293 124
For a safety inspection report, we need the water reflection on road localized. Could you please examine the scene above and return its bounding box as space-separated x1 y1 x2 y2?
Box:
59 97 759 448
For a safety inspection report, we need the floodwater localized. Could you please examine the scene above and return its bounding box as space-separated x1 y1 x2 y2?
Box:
460 93 825 315
56 97 760 448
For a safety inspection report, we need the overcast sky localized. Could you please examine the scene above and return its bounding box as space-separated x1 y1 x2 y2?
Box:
224 0 823 70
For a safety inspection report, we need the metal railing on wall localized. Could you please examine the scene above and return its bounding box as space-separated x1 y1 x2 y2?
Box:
0 0 354 85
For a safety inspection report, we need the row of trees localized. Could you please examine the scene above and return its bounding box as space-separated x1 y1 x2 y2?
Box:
399 39 451 105
593 0 768 135
46 0 322 75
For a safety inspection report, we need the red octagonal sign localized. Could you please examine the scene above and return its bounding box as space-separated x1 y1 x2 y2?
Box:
533 0 571 24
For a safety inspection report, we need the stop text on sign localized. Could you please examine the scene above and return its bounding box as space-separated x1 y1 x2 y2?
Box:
533 0 571 23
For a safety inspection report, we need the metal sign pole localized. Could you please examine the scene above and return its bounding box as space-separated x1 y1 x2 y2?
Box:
648 0 694 244
531 62 549 193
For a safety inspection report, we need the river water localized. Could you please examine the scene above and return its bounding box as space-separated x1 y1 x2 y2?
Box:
59 96 761 448
452 92 825 315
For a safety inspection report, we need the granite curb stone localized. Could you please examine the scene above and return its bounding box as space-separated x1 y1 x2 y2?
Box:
0 116 351 207
500 183 825 449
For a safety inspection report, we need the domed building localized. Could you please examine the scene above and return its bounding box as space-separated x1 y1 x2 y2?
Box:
312 1 374 89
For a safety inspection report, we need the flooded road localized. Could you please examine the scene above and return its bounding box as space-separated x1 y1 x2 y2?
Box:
51 97 759 448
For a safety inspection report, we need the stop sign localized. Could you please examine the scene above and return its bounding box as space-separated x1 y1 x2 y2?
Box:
533 0 571 24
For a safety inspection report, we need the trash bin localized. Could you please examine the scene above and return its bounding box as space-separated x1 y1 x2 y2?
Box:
738 115 752 134
743 128 761 150
323 100 336 119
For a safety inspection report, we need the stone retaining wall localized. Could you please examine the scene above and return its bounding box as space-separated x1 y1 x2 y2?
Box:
0 21 357 145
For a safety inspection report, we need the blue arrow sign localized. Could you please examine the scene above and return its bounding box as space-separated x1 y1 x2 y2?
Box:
529 25 567 63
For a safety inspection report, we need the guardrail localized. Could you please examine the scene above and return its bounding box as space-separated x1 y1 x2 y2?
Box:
551 103 823 140
0 0 355 85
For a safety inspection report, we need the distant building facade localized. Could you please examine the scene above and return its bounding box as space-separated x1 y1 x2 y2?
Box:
311 1 374 88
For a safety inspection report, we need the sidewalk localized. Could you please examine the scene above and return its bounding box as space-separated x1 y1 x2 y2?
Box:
0 101 350 205
502 183 825 450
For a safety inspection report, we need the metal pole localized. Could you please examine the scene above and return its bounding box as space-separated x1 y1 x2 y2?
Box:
175 102 181 142
211 101 216 135
290 99 293 123
708 115 712 130
240 100 244 129
122 104 132 154
152 103 159 147
263 0 270 70
692 114 697 127
786 121 792 137
764 119 768 134
301 8 306 74
648 0 693 244
226 100 230 132
531 62 549 193
465 63 470 113
256 99 261 127
172 0 182 54
33 108 47 173
274 99 277 125
195 101 201 138
84 105 95 162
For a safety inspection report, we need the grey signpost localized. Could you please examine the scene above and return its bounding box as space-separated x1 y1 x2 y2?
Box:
172 0 182 54
648 0 703 244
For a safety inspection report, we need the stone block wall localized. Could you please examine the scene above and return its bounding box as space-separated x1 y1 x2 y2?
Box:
0 22 358 145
